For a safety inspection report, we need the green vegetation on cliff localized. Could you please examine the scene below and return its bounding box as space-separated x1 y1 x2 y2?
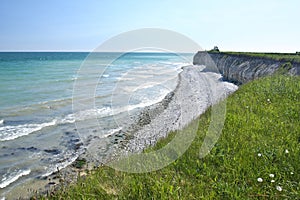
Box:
44 75 300 199
209 50 300 63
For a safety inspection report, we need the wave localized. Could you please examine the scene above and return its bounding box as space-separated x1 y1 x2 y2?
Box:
0 169 31 189
116 76 135 81
71 75 78 81
69 94 168 123
0 107 115 142
159 61 190 66
127 93 167 111
40 97 72 106
101 127 122 138
131 82 163 92
1 98 72 118
62 107 113 124
0 120 57 141
0 120 4 125
0 89 171 142
41 153 79 178
59 115 76 124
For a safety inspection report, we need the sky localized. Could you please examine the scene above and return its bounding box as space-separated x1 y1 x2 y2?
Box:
0 0 299 52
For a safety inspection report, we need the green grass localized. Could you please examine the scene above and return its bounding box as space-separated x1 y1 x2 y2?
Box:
44 75 300 199
208 51 300 63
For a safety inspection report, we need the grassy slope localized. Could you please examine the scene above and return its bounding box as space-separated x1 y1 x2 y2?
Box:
46 75 300 199
209 51 300 63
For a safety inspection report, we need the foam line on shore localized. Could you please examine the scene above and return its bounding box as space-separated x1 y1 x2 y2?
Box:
0 169 31 189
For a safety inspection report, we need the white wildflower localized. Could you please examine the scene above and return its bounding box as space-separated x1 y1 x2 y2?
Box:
258 153 262 157
276 186 282 192
285 149 289 154
257 178 263 182
290 172 294 175
269 174 275 178
271 180 275 183
267 99 271 102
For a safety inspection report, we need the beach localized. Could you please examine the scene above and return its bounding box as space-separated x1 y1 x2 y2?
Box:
116 65 238 155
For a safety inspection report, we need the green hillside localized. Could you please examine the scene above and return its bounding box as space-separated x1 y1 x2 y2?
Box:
44 74 300 199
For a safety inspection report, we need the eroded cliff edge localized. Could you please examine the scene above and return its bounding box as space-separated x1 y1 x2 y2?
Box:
193 51 300 84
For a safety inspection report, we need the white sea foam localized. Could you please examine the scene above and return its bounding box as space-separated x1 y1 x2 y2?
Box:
172 62 190 66
102 74 110 78
59 114 76 124
0 85 171 143
0 169 31 189
0 120 57 141
0 93 169 142
41 153 79 178
0 120 4 125
40 98 71 105
71 92 168 122
127 91 168 112
101 127 122 138
71 75 78 81
59 107 115 125
159 61 190 68
131 82 162 92
116 76 135 81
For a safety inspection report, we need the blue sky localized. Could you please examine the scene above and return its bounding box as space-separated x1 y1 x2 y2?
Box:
0 0 299 52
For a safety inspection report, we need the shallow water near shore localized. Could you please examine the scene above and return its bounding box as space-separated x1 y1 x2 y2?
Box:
0 52 192 198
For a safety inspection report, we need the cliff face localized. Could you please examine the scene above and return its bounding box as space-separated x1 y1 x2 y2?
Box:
193 52 300 84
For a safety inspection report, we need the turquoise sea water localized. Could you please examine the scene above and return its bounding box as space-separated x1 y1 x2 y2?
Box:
0 52 192 197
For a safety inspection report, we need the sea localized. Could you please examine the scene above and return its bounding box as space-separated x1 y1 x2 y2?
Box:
0 52 192 198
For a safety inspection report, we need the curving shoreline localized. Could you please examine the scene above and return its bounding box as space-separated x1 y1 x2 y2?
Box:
115 65 238 156
69 64 237 193
6 64 238 199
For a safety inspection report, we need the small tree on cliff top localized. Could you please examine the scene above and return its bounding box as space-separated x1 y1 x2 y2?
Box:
209 46 220 52
213 46 220 52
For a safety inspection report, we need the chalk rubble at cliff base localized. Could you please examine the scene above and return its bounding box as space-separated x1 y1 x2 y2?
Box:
105 65 238 159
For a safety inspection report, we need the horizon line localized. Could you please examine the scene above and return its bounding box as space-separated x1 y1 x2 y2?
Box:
0 49 298 54
0 50 195 53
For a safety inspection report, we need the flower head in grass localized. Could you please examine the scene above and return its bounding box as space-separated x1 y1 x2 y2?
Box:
276 186 282 192
258 153 262 157
257 178 263 182
269 174 275 178
271 180 275 183
285 149 289 154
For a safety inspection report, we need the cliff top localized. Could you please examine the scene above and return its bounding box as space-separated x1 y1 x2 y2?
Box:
206 50 300 64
